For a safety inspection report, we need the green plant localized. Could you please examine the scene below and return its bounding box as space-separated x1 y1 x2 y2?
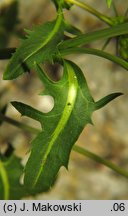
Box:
0 0 128 199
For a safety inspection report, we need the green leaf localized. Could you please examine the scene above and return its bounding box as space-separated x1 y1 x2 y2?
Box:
3 8 64 80
59 23 128 49
12 60 122 194
106 0 112 8
0 155 27 200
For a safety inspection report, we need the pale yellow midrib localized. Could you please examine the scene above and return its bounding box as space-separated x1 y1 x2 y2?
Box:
32 62 78 188
15 10 63 71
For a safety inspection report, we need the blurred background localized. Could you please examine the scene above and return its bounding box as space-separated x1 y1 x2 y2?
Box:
0 0 128 199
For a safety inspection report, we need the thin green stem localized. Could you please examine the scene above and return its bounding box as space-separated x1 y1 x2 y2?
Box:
73 145 128 178
60 47 128 70
1 112 128 178
0 112 40 134
65 0 113 25
0 161 9 200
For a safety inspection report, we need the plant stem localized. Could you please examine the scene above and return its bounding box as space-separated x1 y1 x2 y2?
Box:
1 112 128 178
0 161 9 200
73 145 128 178
65 0 113 25
60 47 128 70
0 112 40 134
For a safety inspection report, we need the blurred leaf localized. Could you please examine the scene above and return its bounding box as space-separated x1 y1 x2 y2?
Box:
106 0 112 8
0 155 27 200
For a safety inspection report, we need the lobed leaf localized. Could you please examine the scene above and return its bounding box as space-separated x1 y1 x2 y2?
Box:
12 60 122 194
0 155 27 200
3 8 65 80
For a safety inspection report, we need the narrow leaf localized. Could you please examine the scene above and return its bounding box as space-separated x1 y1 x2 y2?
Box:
12 60 121 194
59 22 128 49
